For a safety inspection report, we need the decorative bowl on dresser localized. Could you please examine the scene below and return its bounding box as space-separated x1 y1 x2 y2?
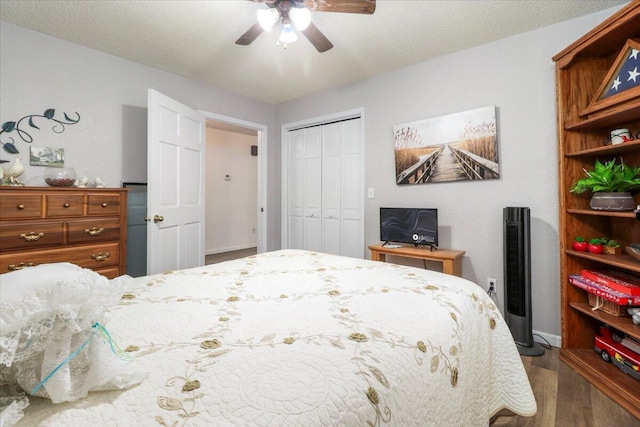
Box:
0 186 127 279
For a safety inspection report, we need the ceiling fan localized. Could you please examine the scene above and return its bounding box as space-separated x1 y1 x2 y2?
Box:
235 0 376 53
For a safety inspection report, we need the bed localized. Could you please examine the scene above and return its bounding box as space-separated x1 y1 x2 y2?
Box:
2 249 536 426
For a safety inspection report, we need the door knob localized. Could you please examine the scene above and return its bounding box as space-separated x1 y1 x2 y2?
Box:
144 216 151 222
153 215 164 223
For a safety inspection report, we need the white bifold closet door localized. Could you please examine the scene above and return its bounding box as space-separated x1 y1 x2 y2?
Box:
287 118 363 258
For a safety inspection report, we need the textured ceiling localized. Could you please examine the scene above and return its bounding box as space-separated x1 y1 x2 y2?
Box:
0 0 628 105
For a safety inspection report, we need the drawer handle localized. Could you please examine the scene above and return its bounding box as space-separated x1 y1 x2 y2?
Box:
102 202 108 207
91 252 111 262
8 262 36 271
17 204 25 210
64 203 70 208
19 232 45 242
85 227 105 236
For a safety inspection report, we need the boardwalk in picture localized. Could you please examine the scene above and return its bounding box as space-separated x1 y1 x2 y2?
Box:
430 144 467 182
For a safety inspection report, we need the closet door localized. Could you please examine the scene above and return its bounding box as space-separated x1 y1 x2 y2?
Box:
340 118 362 258
287 129 304 249
303 127 322 252
322 123 342 255
285 117 363 257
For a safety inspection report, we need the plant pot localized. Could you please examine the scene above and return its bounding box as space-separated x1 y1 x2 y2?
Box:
588 244 604 254
589 192 636 211
603 246 621 255
572 241 588 251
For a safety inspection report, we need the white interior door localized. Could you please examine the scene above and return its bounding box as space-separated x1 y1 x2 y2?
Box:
147 89 205 274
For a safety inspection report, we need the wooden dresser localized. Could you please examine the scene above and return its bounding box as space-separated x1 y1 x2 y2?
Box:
0 186 127 279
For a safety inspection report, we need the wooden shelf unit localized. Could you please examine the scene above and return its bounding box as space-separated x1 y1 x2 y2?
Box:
553 1 640 418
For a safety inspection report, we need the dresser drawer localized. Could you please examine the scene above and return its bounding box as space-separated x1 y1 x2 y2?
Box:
0 194 43 219
0 242 120 273
95 266 122 279
68 218 120 244
87 194 121 216
0 222 65 251
46 193 85 217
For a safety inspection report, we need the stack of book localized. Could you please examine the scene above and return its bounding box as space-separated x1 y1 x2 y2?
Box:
569 269 640 316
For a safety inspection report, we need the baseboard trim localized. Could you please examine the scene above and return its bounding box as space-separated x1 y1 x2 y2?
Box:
533 329 561 348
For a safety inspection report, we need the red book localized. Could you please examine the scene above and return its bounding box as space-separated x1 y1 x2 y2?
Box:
569 275 640 305
581 269 640 296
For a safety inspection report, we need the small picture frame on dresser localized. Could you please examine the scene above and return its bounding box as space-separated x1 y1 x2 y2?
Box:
29 146 64 167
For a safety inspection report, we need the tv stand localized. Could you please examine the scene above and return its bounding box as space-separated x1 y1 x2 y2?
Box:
368 243 464 277
420 244 437 252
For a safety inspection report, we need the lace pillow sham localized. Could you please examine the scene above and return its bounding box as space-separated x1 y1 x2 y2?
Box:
0 263 145 422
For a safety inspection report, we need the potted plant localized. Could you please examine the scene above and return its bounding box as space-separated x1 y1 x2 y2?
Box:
572 236 588 251
603 239 621 255
587 238 605 254
570 158 640 211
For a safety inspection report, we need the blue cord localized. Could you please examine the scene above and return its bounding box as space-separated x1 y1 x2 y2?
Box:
30 322 131 395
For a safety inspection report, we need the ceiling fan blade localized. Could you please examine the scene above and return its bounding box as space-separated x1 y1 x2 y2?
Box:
235 22 264 46
303 0 375 14
301 22 333 53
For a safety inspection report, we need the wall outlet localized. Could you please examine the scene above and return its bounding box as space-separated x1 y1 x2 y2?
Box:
487 278 497 289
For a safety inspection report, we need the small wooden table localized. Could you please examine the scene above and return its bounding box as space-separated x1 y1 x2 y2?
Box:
368 243 465 277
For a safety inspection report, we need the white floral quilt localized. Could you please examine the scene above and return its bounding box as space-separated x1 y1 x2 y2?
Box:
19 250 536 426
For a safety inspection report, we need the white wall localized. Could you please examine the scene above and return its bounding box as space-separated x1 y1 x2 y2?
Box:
205 127 258 254
274 6 623 344
0 21 280 250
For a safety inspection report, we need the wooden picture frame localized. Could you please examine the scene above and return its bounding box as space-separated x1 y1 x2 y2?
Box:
29 146 64 167
392 106 499 185
580 38 640 117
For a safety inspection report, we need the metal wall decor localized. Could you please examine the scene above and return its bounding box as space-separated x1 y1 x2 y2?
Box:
0 109 80 163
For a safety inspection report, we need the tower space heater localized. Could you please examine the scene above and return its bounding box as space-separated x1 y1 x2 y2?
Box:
503 207 544 357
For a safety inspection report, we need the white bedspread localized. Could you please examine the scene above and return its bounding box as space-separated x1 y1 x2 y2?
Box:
19 250 536 426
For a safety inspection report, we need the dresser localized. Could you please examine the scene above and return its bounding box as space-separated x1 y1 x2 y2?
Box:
0 187 128 279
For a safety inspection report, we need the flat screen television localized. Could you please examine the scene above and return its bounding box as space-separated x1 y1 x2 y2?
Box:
380 207 438 248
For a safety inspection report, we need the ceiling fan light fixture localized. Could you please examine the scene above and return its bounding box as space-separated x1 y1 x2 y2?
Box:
279 23 298 44
257 9 279 31
289 7 311 31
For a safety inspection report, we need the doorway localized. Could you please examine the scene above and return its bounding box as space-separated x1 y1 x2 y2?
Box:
205 120 259 262
200 110 268 256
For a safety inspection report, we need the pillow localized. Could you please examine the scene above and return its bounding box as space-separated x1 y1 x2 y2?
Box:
0 262 90 305
1 263 106 339
0 264 145 412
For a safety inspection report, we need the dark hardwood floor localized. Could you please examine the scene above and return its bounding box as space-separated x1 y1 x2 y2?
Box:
205 248 257 265
493 346 638 427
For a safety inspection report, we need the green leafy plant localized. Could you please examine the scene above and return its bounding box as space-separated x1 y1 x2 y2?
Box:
574 236 585 242
570 159 640 194
589 237 606 245
605 239 620 248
